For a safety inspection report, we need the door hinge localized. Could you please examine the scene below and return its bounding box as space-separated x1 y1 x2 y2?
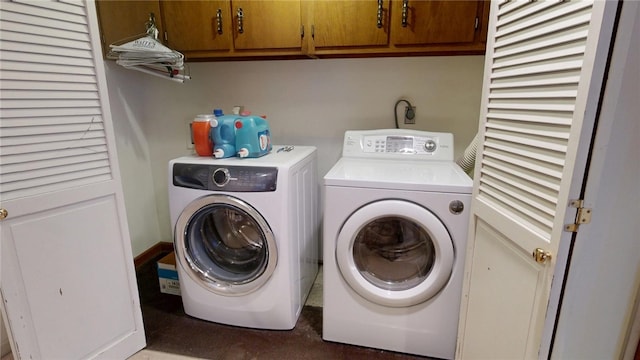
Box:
564 199 592 232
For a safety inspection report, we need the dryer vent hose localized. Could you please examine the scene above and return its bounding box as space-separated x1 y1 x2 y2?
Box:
455 133 479 175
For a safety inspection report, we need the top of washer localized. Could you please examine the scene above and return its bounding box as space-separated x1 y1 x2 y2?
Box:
170 145 316 168
325 130 472 193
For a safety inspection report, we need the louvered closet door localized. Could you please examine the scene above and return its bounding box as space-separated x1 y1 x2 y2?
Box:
456 1 618 359
0 0 145 359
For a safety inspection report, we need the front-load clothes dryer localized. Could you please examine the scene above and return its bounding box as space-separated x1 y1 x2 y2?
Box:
322 130 472 359
169 146 318 330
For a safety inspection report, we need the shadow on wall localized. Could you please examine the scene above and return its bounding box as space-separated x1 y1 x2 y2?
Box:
1 312 11 357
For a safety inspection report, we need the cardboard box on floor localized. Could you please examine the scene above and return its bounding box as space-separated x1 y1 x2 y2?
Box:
157 252 180 296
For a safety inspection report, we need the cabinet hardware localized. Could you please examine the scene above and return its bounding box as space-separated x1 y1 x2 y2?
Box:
237 8 244 34
216 9 223 34
0 208 7 220
475 16 479 30
532 248 552 264
564 199 592 232
377 0 383 28
300 25 304 38
402 0 409 27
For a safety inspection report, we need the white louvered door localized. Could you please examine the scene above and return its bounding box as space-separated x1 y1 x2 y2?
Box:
456 1 618 359
0 0 145 359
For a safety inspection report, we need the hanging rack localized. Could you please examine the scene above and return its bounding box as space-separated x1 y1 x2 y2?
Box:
108 13 190 83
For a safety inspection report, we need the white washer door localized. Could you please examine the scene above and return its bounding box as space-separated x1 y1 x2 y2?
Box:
174 194 277 296
336 199 454 307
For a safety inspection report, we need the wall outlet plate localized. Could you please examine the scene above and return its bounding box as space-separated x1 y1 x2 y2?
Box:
404 106 416 124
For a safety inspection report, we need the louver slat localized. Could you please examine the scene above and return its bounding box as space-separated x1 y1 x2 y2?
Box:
12 0 86 16
1 61 97 76
1 2 87 29
1 122 105 137
0 30 92 51
482 158 561 193
1 159 110 184
1 145 108 165
495 2 592 38
476 1 593 241
2 90 99 99
0 21 90 42
1 138 107 156
0 1 113 202
0 41 93 59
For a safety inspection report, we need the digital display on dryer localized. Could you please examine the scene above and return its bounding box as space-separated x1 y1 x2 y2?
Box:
386 136 415 153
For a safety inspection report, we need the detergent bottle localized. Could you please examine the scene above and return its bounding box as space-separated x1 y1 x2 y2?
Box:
210 109 237 159
192 114 216 156
234 113 272 158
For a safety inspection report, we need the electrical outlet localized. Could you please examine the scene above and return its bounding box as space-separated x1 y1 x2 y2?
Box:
186 119 194 149
404 106 416 124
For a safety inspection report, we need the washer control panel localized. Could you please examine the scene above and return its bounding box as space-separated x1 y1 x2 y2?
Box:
362 135 439 154
343 129 454 161
173 163 278 192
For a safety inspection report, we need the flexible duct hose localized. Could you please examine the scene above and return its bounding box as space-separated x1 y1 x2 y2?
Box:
455 133 479 176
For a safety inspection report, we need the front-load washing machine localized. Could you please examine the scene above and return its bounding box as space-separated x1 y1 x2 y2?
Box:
323 130 472 359
169 145 318 330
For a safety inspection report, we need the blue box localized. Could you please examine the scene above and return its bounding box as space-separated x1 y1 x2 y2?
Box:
157 252 180 296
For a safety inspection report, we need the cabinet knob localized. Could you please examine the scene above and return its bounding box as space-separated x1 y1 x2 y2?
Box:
402 0 409 27
377 0 384 28
237 8 244 34
0 208 7 220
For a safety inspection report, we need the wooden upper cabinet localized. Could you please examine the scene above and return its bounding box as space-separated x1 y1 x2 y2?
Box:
231 0 303 51
95 0 489 60
311 0 389 49
390 0 482 46
161 1 232 52
95 0 163 58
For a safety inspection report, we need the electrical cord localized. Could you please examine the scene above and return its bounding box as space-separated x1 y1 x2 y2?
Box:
394 99 415 129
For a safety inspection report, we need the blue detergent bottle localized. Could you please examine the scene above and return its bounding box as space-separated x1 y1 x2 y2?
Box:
210 109 237 159
234 113 272 158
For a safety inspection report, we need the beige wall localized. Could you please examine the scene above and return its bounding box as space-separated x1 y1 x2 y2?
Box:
104 56 485 256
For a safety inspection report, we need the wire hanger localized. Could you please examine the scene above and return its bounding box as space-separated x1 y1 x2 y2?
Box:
108 13 191 83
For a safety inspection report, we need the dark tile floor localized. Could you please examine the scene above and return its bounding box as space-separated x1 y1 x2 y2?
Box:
136 253 433 360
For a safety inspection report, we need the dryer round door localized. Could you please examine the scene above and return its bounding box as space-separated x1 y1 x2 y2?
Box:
174 194 277 296
336 199 454 307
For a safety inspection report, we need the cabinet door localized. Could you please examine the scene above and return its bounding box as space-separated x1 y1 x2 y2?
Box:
162 0 232 52
96 0 163 58
312 0 389 49
0 0 145 358
231 0 302 50
391 0 481 46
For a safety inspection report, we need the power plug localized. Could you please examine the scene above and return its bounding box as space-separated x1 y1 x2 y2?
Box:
404 106 416 124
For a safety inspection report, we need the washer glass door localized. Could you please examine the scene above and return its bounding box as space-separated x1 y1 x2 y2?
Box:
336 200 454 307
175 195 277 296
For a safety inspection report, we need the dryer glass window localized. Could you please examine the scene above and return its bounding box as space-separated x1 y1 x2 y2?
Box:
353 217 435 291
185 204 269 285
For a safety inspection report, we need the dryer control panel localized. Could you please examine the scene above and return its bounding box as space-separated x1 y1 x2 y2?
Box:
342 129 454 161
173 163 278 192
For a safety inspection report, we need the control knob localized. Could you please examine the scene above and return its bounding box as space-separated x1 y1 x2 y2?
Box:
212 168 230 187
424 139 437 153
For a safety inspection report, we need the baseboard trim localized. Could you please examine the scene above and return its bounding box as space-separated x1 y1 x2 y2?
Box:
134 241 174 270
